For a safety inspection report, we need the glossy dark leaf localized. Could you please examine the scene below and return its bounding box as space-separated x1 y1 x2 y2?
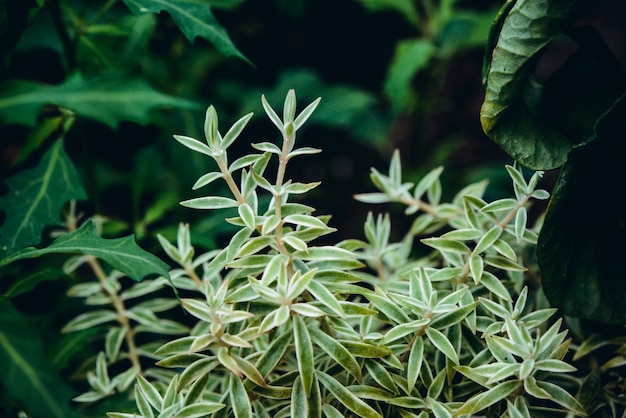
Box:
0 220 170 282
481 1 624 170
122 0 249 62
0 73 199 128
538 95 626 323
0 140 86 259
0 298 81 418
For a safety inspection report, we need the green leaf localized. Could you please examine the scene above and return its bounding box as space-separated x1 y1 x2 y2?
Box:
481 1 623 169
180 196 238 210
136 374 163 411
291 375 308 418
339 340 392 358
0 220 170 282
316 370 382 418
0 139 86 258
364 359 397 393
407 336 424 393
421 238 470 254
178 402 226 417
229 374 253 418
255 331 292 377
0 73 199 128
425 327 458 365
309 327 361 382
473 225 503 255
122 0 249 62
455 380 520 416
3 267 65 298
384 39 435 114
0 298 81 418
538 95 626 323
293 315 314 395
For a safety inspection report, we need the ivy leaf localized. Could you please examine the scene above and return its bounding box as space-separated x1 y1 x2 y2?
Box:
122 0 250 63
538 94 626 323
0 220 170 282
0 73 199 128
0 298 81 418
0 139 86 259
480 0 624 170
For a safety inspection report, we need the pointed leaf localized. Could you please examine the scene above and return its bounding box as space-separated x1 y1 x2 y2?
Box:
122 0 249 61
229 374 253 418
293 315 314 395
1 220 170 282
310 327 361 382
0 139 86 258
0 73 199 128
316 370 382 418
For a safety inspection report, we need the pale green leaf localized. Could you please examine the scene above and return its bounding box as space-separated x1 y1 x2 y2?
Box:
229 374 253 418
293 315 314 395
310 327 361 382
455 380 520 416
180 196 238 210
425 327 458 364
136 375 163 412
316 370 382 418
407 336 424 393
173 134 213 157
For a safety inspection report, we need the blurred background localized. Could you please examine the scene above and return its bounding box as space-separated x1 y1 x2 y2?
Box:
1 0 625 247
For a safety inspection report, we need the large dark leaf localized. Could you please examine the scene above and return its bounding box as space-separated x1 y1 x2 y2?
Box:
538 94 626 323
122 0 250 63
0 73 199 128
0 220 170 282
0 139 87 259
0 297 81 418
480 0 624 170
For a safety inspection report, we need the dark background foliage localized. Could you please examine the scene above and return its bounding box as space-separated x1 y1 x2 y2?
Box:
1 0 626 416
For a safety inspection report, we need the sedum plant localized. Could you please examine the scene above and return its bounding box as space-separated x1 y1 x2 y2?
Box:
95 90 588 418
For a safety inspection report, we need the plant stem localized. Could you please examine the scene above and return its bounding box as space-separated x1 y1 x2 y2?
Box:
273 129 294 257
215 156 246 204
498 195 530 228
184 264 204 288
86 256 142 372
399 195 439 216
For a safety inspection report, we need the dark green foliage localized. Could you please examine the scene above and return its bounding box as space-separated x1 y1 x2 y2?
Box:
481 0 626 322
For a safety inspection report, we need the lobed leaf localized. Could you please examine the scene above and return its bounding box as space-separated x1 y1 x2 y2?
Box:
0 139 86 259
